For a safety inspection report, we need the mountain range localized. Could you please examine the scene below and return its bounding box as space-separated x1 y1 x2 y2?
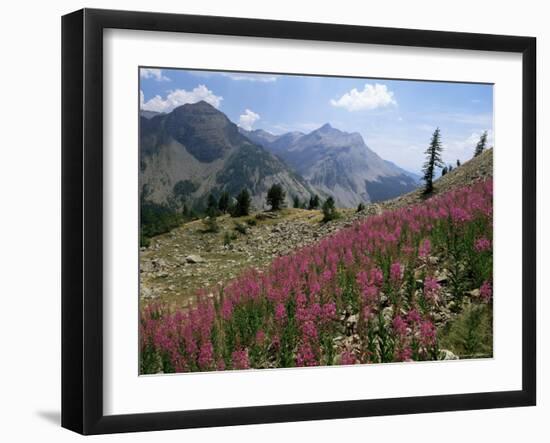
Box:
139 101 419 211
241 124 419 207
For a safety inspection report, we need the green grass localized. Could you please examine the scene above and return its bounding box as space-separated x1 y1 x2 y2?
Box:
438 303 493 358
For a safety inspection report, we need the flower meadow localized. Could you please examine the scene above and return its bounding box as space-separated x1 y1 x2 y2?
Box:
140 179 493 374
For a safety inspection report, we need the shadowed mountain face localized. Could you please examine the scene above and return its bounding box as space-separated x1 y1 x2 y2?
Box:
139 101 313 211
242 124 419 206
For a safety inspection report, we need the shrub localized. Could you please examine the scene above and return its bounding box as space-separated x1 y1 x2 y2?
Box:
224 231 237 246
234 222 248 235
357 202 365 212
203 216 220 233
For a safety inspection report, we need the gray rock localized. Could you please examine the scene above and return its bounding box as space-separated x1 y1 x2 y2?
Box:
439 349 459 360
185 255 205 264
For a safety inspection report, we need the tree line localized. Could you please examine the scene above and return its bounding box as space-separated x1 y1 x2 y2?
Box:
203 183 340 227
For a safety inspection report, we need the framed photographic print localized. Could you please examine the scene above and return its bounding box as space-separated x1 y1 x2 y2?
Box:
61 8 536 435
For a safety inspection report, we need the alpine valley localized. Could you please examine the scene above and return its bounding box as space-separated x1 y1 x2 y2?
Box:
139 101 419 211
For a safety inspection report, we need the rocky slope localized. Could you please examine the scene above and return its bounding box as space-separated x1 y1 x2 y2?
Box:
242 124 419 207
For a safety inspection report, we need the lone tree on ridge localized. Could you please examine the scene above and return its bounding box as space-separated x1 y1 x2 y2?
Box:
422 127 444 195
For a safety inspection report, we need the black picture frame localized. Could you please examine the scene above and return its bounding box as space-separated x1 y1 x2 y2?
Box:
62 8 536 435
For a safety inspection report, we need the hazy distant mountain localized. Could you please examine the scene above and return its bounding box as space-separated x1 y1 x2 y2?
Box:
241 125 419 206
383 159 422 183
140 110 164 119
139 101 313 211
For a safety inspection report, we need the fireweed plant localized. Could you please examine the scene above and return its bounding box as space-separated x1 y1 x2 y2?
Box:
140 179 493 374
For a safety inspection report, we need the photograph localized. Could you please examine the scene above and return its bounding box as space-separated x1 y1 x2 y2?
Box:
138 68 494 374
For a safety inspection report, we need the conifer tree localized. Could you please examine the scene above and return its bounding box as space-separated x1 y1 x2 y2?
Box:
233 189 251 217
218 191 230 213
266 184 285 211
206 194 218 217
474 131 488 157
422 128 444 194
322 197 339 222
308 194 320 210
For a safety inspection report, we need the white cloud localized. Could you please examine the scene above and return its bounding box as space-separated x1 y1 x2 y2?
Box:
140 68 170 82
140 85 223 112
330 83 397 111
238 109 260 130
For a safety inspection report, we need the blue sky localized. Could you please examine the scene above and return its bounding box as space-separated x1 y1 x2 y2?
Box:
140 67 493 173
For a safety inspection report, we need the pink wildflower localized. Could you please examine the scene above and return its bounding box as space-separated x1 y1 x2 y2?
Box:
221 298 233 320
322 302 337 321
301 321 318 340
275 303 287 323
418 238 431 258
340 350 356 365
392 316 408 337
419 320 436 346
480 280 493 302
362 305 374 322
396 347 413 362
370 267 384 287
296 292 307 306
390 262 403 284
198 341 214 370
255 330 266 346
216 358 226 371
364 285 380 305
310 303 322 319
475 237 491 252
231 348 250 370
407 309 422 325
424 276 440 302
296 342 318 367
356 271 369 290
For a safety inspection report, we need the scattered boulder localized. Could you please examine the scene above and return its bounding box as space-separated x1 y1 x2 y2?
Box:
185 254 205 264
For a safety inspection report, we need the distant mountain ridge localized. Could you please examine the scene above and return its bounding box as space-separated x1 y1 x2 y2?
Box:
140 101 313 211
241 124 419 206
